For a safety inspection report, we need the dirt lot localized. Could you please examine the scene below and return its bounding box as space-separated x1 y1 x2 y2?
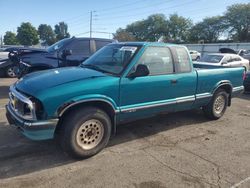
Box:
0 78 250 188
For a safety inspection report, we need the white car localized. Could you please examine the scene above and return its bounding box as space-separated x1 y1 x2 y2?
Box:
195 53 249 71
189 50 201 61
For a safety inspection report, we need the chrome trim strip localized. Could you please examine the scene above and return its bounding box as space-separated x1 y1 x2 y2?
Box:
9 85 37 120
58 98 119 116
232 86 244 92
120 95 195 113
176 96 195 104
120 100 176 113
196 93 213 99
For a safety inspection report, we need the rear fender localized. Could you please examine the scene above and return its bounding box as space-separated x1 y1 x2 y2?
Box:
212 80 233 106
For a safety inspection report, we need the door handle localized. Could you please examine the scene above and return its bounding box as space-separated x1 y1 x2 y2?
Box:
170 79 178 84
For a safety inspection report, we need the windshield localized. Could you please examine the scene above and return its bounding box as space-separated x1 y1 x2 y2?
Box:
81 44 139 75
47 38 71 53
198 54 223 63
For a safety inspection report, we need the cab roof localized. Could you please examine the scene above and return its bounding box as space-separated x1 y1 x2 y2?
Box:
114 42 181 47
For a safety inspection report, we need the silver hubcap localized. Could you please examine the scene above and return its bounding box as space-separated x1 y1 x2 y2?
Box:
7 67 16 77
76 119 104 150
214 95 225 114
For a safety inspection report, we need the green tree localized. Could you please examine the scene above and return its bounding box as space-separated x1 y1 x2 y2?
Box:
3 31 19 45
16 22 39 46
166 14 193 43
54 22 70 41
117 13 191 43
38 24 56 45
189 16 225 43
113 28 135 41
224 3 250 42
126 14 168 41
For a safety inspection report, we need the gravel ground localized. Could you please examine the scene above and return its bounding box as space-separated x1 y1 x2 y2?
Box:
0 78 250 188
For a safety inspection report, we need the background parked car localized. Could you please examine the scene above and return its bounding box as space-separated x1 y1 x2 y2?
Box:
219 48 250 62
189 50 201 60
6 37 116 78
194 53 249 71
244 71 250 92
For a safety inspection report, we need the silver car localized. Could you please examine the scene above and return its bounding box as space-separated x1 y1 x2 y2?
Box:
194 53 249 71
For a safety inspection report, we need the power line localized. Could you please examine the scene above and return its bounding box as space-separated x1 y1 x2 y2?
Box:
95 0 199 21
95 0 147 12
98 0 175 17
94 4 224 27
50 0 147 26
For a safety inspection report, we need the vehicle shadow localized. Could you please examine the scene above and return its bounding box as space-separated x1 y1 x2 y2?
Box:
0 109 209 179
237 92 250 100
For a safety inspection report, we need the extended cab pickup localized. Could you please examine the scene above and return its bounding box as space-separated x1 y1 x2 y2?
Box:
6 42 244 158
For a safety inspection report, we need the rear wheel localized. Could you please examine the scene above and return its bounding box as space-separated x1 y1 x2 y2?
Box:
203 89 228 120
59 107 111 158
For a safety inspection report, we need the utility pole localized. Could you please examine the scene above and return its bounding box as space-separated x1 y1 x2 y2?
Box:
0 35 3 48
90 11 93 38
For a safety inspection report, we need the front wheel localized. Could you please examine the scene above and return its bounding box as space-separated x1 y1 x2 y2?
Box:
203 89 228 120
59 107 112 158
5 65 18 78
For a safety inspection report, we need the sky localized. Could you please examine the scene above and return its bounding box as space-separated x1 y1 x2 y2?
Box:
0 0 249 39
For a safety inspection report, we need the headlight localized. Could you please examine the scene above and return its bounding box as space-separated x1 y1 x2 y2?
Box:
9 85 44 120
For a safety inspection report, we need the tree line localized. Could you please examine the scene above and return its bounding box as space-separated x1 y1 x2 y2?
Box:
3 3 250 46
3 22 70 46
113 3 250 43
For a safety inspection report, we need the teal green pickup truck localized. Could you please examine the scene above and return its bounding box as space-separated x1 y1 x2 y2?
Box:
6 42 244 158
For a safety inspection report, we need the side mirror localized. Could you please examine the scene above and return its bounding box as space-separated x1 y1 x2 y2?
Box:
62 49 72 58
128 64 149 78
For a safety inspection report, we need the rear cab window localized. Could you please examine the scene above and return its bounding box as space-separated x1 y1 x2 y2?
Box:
173 46 192 73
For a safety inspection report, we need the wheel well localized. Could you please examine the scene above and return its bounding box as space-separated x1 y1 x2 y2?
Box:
215 84 232 106
56 101 116 134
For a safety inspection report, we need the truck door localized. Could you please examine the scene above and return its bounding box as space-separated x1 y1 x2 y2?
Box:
171 46 197 111
119 46 177 123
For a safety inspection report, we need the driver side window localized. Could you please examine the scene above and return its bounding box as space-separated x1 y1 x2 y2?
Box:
135 47 174 76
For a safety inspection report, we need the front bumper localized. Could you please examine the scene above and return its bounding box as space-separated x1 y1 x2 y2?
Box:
6 104 58 140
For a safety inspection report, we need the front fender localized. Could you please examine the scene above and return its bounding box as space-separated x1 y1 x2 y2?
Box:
57 94 119 116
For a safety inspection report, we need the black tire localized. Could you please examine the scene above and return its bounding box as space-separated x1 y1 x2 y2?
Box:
203 89 228 120
59 107 112 159
244 87 250 92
